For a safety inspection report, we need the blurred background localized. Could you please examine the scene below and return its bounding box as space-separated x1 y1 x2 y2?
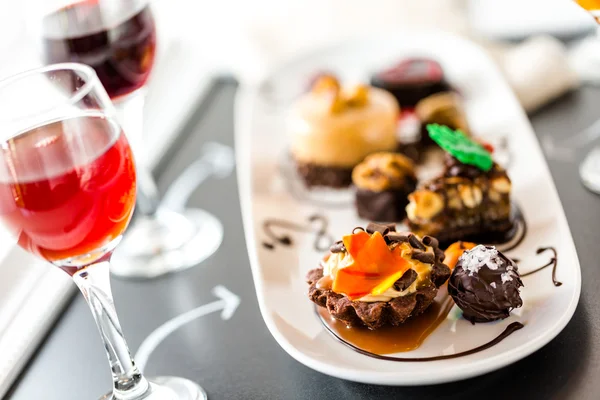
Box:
0 0 597 241
0 0 596 261
0 0 595 81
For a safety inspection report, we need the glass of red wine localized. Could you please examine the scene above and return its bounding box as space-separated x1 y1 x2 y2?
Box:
38 0 223 278
0 63 207 399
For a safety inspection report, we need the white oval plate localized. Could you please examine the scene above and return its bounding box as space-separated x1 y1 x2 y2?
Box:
235 31 581 386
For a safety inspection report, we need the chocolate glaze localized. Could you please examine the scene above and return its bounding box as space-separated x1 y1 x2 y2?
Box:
521 246 561 287
449 246 523 323
439 203 527 252
317 305 524 362
262 214 333 252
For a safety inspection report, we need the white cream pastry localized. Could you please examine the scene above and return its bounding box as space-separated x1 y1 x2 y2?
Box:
288 76 399 169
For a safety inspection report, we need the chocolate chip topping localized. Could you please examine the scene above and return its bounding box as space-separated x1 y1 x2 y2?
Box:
393 269 418 292
327 225 451 289
408 234 426 251
422 235 438 248
330 240 346 253
366 222 396 235
385 232 411 244
411 250 435 265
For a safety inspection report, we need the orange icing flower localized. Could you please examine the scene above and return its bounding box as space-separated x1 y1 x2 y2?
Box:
332 231 410 300
444 241 477 270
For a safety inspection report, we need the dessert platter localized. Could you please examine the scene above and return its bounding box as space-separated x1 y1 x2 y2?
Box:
235 32 581 385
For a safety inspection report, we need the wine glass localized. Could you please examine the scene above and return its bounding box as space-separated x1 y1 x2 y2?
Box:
567 0 600 193
0 64 206 399
36 0 224 278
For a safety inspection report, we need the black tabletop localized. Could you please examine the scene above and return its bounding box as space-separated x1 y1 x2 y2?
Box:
6 78 600 400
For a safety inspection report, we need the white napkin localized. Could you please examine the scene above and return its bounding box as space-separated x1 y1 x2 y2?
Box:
490 35 580 113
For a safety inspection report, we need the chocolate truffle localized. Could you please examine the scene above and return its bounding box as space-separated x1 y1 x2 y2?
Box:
370 58 451 108
352 152 417 222
448 245 523 323
289 75 399 188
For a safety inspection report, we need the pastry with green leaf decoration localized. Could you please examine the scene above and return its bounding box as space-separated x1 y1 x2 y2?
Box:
406 125 514 245
427 124 493 171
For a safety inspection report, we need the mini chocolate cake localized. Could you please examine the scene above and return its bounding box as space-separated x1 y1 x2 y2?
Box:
407 126 513 245
289 75 399 188
371 58 451 108
307 223 450 329
352 152 417 222
415 92 470 147
448 245 523 323
296 162 353 188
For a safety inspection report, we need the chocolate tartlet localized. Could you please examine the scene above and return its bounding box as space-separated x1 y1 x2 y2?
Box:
407 126 513 245
448 245 523 323
352 152 417 222
289 75 399 188
307 223 450 329
370 58 451 108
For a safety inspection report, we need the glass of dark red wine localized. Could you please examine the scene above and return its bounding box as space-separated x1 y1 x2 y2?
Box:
0 63 207 400
38 0 223 278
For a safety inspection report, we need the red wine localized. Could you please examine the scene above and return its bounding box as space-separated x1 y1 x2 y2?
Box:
0 115 136 264
43 1 157 99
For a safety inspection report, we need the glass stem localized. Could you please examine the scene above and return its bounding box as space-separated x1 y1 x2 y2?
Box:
73 261 150 399
115 92 161 217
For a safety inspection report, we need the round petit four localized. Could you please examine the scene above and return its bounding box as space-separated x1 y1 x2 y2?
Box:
370 58 451 108
352 152 417 222
289 76 399 188
306 223 450 329
415 92 470 145
448 245 523 323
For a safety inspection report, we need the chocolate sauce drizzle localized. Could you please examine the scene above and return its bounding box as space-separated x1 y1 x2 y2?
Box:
317 307 524 362
521 246 561 287
262 214 333 252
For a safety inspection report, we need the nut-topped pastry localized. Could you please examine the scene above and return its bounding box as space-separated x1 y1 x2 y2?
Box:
306 223 450 329
415 92 470 146
406 125 513 245
352 152 417 222
289 75 399 188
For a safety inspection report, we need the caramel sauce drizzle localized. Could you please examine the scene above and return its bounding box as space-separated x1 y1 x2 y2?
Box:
317 287 455 355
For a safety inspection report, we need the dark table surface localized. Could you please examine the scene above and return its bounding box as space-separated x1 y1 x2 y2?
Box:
6 79 600 400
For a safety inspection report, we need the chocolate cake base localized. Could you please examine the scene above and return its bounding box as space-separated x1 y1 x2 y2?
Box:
307 268 439 330
411 218 515 250
356 185 416 223
295 161 353 188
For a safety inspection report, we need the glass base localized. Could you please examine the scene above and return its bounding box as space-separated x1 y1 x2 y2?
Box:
571 35 600 85
111 208 223 279
100 376 207 400
580 146 600 194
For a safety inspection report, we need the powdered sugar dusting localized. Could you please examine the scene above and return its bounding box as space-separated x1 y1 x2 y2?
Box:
501 272 513 283
459 245 502 276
